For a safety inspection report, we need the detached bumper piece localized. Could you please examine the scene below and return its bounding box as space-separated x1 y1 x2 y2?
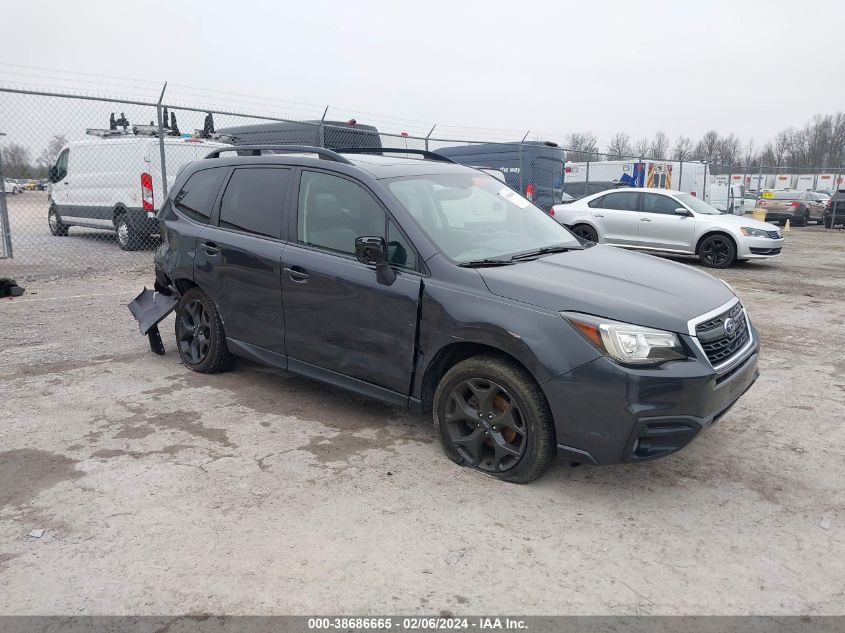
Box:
128 286 178 355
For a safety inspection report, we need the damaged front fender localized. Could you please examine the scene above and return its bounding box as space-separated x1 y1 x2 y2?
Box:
128 286 178 355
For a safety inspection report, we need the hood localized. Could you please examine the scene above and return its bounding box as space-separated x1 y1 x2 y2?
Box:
477 245 735 333
703 213 779 232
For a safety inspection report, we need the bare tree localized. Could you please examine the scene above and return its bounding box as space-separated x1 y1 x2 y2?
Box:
606 132 632 159
36 134 68 171
772 131 789 167
717 133 742 166
566 131 598 162
632 137 651 158
2 143 33 178
672 136 692 161
695 130 720 163
649 131 670 159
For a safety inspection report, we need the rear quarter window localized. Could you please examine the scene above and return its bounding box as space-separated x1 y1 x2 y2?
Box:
173 168 227 224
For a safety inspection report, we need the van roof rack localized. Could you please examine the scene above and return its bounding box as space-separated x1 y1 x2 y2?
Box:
203 145 354 164
335 148 455 163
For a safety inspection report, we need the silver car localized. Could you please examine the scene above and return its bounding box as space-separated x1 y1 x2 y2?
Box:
551 188 784 268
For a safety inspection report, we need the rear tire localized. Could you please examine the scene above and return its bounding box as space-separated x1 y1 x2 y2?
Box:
48 205 69 236
794 211 808 227
174 287 231 374
433 355 556 483
571 223 598 243
115 213 142 251
698 234 736 268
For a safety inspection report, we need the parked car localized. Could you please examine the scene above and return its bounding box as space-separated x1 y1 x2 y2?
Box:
551 187 784 268
823 190 845 228
37 179 50 191
47 135 229 250
756 189 823 226
130 146 760 483
23 179 38 191
3 179 20 195
437 141 566 214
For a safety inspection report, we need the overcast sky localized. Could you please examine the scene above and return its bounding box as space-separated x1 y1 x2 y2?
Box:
1 0 842 150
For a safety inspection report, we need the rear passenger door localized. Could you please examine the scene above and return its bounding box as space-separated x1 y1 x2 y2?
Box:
280 168 421 399
638 193 696 252
194 166 291 358
590 191 641 246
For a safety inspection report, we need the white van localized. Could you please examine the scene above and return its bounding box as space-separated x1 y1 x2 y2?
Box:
47 135 229 250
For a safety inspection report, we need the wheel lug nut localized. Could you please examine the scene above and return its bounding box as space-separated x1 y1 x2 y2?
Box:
488 414 494 420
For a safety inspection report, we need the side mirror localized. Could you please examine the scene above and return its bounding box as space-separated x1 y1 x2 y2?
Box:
355 236 396 286
674 207 690 216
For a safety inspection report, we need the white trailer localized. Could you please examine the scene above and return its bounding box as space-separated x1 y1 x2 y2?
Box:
795 174 815 191
816 173 838 192
563 159 707 197
773 174 795 190
745 174 774 191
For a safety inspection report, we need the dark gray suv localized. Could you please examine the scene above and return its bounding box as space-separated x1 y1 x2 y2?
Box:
131 146 759 483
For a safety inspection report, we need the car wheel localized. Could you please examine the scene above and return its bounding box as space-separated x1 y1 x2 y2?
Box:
698 234 736 268
571 224 598 243
794 212 808 227
114 213 142 251
433 354 556 483
48 205 69 236
174 287 232 373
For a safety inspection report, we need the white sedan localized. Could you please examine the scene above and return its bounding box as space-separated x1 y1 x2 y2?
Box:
551 187 784 268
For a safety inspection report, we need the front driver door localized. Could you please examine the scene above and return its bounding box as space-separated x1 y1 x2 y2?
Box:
638 193 697 252
281 169 421 399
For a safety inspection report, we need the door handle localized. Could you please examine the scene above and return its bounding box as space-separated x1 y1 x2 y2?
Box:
593 213 604 218
640 217 652 222
201 242 220 255
285 266 310 283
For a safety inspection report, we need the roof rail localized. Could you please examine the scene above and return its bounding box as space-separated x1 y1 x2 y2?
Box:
335 148 455 164
203 144 354 164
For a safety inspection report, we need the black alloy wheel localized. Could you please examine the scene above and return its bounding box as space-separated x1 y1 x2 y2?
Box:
572 224 598 243
443 378 527 473
176 298 212 365
699 234 736 268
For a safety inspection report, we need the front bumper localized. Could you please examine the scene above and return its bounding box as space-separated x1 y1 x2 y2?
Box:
542 327 759 465
736 236 784 259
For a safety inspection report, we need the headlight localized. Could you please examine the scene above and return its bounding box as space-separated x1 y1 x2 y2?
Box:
562 312 687 365
740 226 770 237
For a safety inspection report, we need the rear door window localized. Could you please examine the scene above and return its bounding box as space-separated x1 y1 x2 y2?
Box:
219 167 291 238
587 195 605 208
601 192 640 211
173 168 227 224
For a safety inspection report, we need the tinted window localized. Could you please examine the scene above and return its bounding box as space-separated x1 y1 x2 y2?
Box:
174 168 226 223
641 193 681 214
601 192 640 211
55 149 69 180
297 171 386 256
588 195 605 208
219 168 290 238
387 222 416 270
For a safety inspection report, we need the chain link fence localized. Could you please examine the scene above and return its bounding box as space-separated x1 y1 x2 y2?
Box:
1 86 842 282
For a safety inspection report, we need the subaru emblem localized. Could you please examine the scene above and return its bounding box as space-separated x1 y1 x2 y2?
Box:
724 317 737 336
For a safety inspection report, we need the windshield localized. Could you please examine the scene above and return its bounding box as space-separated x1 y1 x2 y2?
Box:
676 193 723 215
386 173 580 262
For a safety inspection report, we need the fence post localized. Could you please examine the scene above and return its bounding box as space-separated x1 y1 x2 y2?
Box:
832 165 842 229
519 131 529 194
678 159 684 193
727 164 733 213
319 105 329 148
584 154 590 197
425 125 436 152
156 82 169 199
0 139 12 259
756 162 763 206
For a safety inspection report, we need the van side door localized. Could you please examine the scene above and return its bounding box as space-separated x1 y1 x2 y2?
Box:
194 166 291 358
280 168 421 400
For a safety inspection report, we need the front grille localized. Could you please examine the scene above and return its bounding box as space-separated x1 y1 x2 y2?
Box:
695 302 750 367
750 247 782 255
766 229 782 239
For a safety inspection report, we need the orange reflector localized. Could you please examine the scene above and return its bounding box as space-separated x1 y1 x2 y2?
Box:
571 321 603 348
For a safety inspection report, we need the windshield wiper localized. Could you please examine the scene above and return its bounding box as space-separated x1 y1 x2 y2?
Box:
457 258 516 268
507 244 581 261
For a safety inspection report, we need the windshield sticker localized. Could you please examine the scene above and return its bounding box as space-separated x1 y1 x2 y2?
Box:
498 187 530 209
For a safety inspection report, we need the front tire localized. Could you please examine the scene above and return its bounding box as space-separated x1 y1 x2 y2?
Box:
698 234 736 268
571 223 598 243
175 287 231 373
48 205 69 236
433 355 556 483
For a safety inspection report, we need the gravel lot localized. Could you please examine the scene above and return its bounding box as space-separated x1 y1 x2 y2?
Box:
0 223 843 616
